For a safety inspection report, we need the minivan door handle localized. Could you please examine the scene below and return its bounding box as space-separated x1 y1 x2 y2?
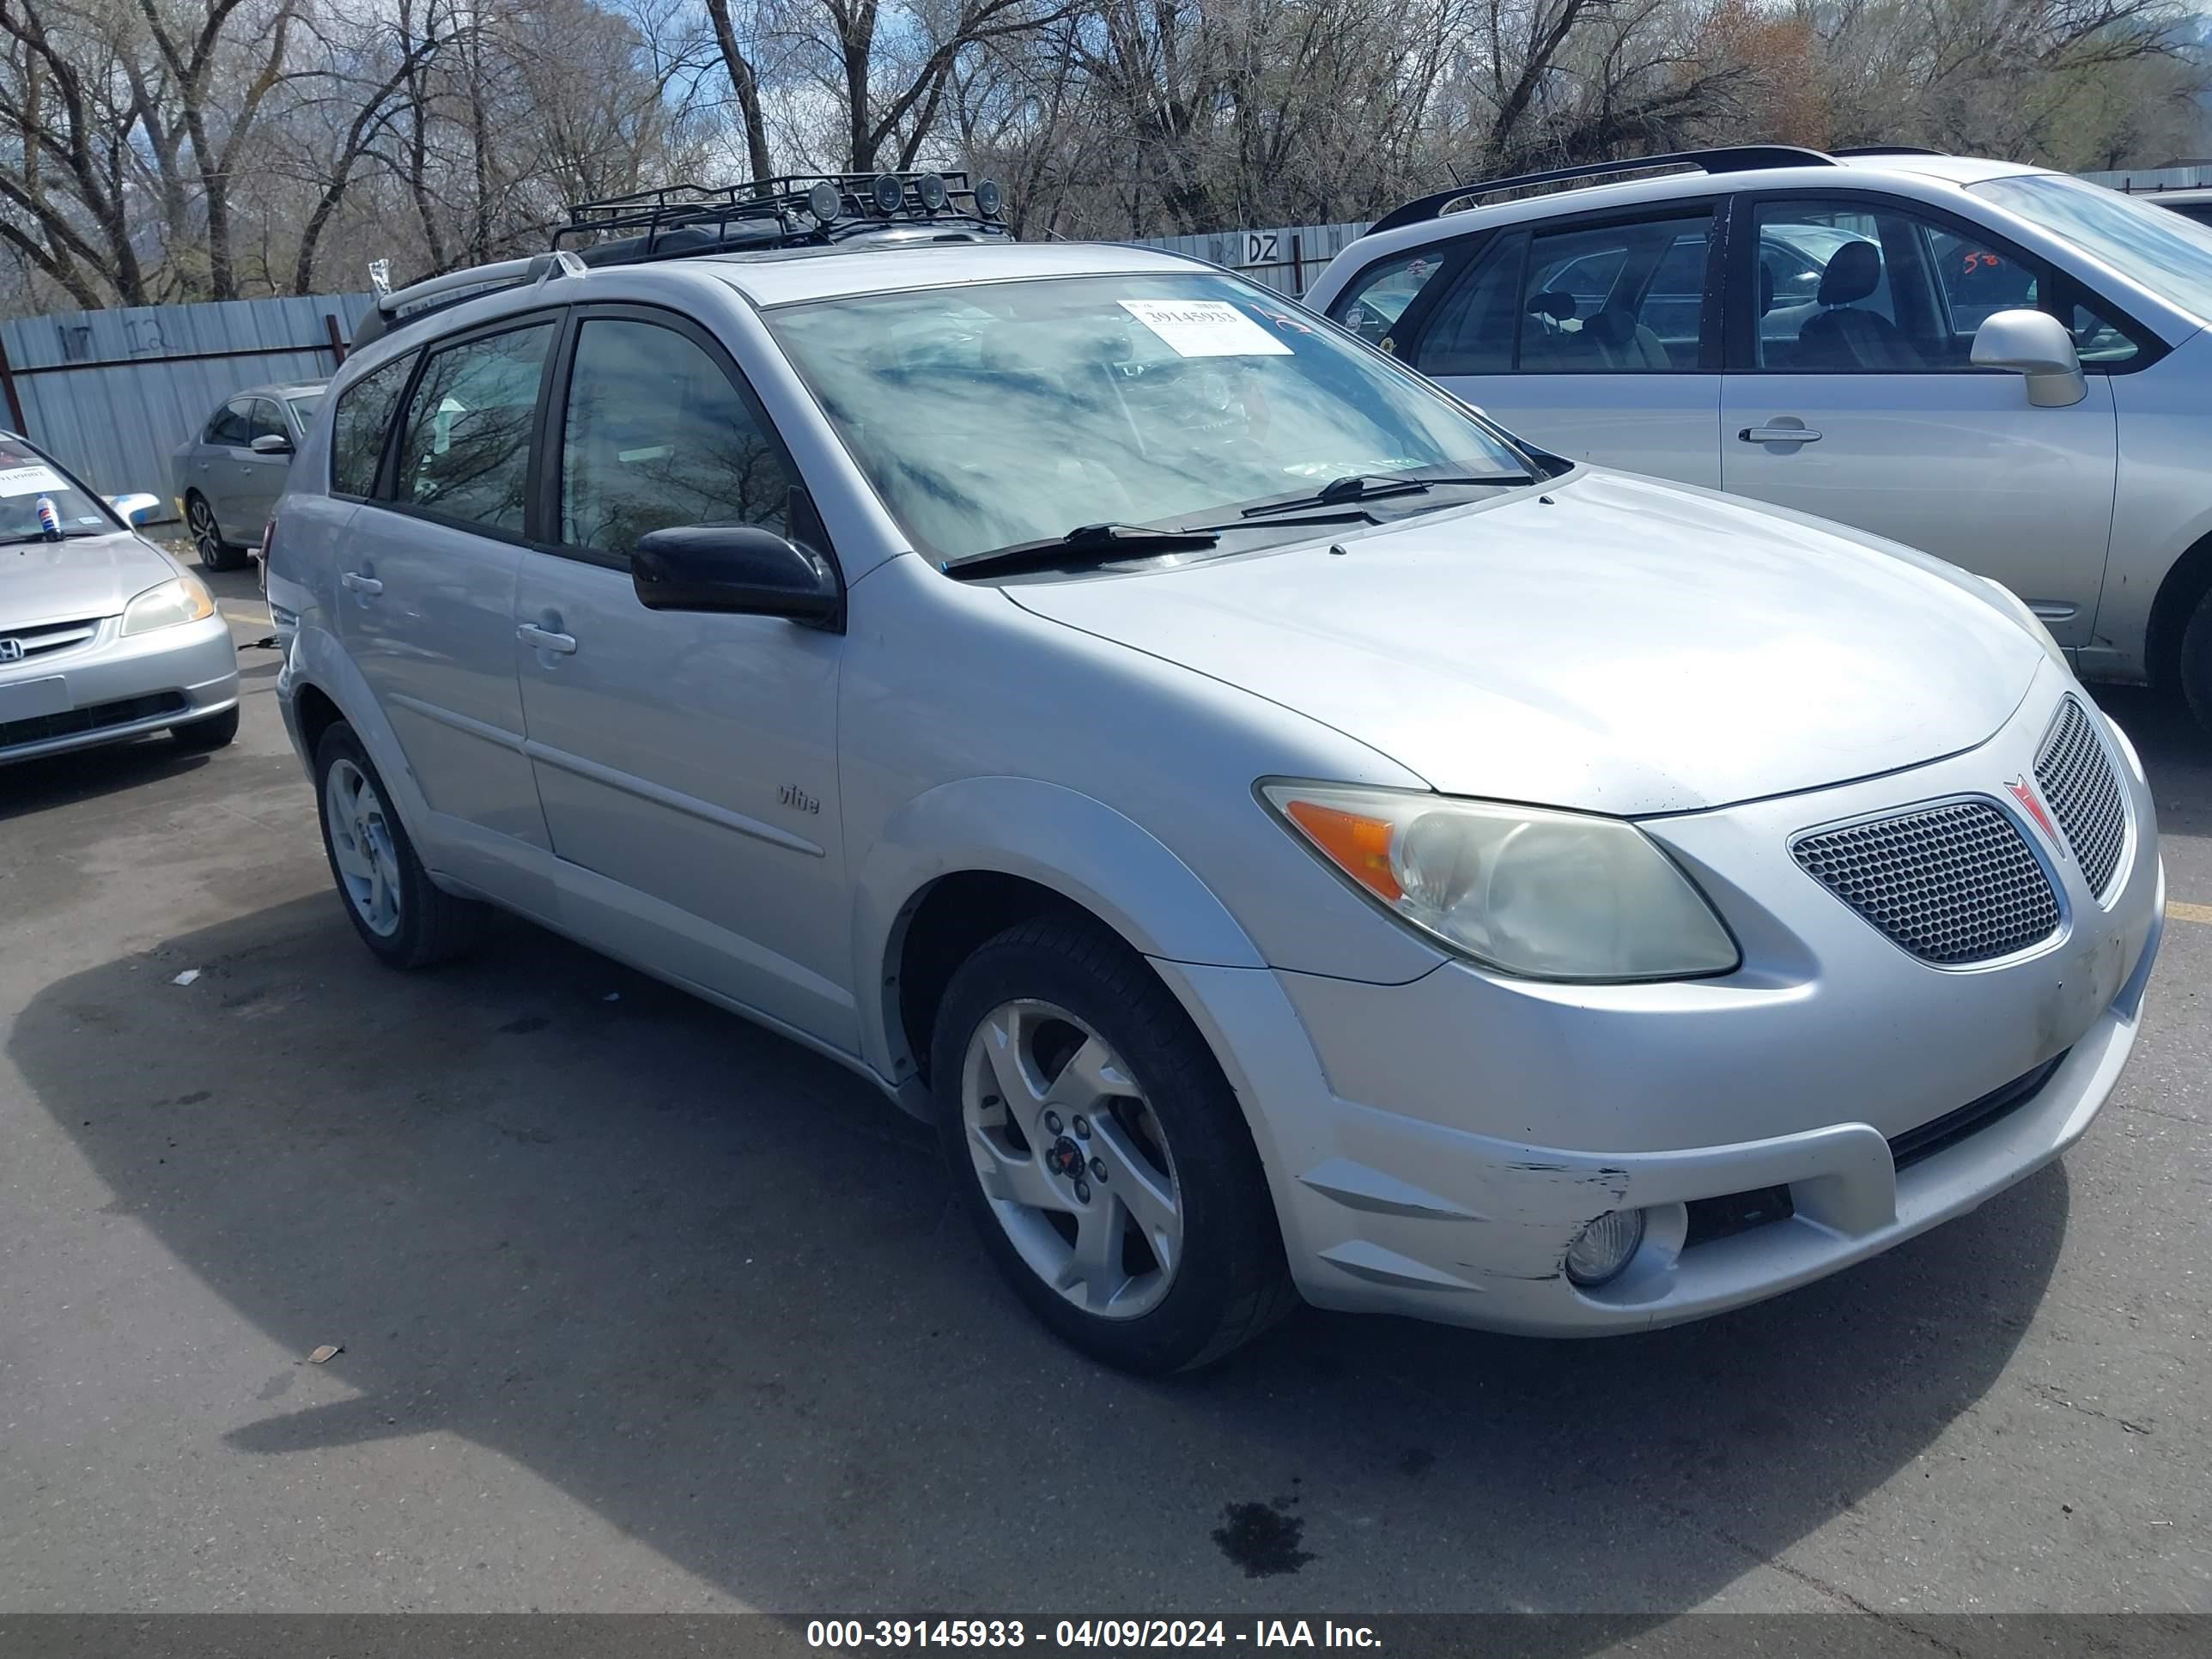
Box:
517 623 577 655
340 570 383 596
1738 423 1822 446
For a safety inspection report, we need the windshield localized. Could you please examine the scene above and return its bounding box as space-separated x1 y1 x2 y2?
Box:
763 271 1533 564
1972 172 2212 323
0 438 112 541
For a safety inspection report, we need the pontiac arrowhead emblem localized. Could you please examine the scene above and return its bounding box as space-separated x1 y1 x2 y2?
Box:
2006 775 2062 850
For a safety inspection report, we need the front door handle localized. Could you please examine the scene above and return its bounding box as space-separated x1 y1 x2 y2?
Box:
517 623 577 655
1738 423 1823 445
340 570 383 596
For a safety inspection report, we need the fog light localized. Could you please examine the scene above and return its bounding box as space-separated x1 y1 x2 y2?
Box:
1565 1209 1645 1288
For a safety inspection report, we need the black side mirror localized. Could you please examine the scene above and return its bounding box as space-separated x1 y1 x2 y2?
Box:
631 522 842 626
249 432 293 456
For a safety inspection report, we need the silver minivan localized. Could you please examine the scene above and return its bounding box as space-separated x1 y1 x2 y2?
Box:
270 174 2161 1371
1308 146 2212 726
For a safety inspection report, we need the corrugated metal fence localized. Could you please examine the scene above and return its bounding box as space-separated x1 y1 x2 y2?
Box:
1123 220 1372 296
0 292 375 522
2081 166 2212 193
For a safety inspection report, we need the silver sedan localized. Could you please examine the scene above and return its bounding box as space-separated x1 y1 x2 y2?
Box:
2 433 240 765
170 381 324 571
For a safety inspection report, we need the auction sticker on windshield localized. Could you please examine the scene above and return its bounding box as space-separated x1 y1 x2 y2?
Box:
1119 299 1292 357
0 464 67 497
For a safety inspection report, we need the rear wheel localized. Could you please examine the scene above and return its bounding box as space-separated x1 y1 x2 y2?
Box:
313 721 484 969
186 492 246 572
932 916 1295 1373
169 706 239 752
2180 586 2212 733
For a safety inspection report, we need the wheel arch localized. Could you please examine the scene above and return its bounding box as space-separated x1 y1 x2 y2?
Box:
2145 525 2212 693
280 625 433 839
852 778 1267 1105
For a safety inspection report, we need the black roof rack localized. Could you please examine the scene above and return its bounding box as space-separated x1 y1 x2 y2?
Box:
551 170 1010 267
1829 144 1946 157
1367 145 1837 235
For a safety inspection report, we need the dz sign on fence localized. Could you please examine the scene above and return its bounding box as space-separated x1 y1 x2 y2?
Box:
1240 231 1281 269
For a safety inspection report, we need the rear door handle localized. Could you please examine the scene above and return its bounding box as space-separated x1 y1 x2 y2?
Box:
340 570 382 596
517 623 576 655
1738 424 1822 445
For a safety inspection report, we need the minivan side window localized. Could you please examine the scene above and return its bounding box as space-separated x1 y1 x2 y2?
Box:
1328 251 1449 349
1413 234 1523 375
392 322 555 533
556 317 792 559
330 353 417 499
1516 213 1709 372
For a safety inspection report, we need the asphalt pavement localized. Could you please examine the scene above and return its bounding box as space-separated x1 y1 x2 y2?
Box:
2 562 2207 1618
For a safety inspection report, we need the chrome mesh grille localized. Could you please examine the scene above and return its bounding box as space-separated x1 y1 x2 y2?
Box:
2034 696 2127 898
1792 802 2060 965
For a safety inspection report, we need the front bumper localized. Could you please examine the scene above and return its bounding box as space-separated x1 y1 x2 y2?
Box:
0 612 237 766
1162 666 2164 1335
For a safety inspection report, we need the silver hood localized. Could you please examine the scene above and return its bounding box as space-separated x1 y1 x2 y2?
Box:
2 531 184 631
1006 470 2048 816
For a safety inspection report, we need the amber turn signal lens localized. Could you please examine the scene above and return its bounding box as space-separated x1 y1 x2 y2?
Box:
1283 799 1401 902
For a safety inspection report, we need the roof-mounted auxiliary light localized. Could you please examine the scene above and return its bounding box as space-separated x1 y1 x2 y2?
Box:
806 181 842 224
917 173 950 213
869 174 906 215
973 179 1003 218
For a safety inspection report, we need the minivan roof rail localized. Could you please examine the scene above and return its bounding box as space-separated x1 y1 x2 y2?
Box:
1366 145 1838 235
1829 144 1946 156
352 249 586 350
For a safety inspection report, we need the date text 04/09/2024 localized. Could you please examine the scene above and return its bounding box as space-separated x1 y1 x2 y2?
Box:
805 1621 1382 1649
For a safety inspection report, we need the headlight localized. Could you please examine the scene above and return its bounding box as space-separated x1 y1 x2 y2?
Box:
1261 782 1738 981
120 574 216 636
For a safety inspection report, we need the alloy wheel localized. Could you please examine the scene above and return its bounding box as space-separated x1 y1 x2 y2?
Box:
324 757 403 938
188 497 222 566
960 999 1183 1319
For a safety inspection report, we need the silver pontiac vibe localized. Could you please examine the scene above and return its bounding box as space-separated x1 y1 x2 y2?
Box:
270 233 2162 1372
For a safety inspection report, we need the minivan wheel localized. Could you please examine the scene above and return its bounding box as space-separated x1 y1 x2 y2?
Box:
931 916 1296 1373
186 493 245 572
313 722 484 969
2180 587 2212 732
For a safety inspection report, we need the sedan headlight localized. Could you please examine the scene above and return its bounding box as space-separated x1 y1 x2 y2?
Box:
1261 782 1738 981
120 574 216 636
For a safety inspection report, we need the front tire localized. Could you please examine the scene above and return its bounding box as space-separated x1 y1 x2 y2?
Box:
186 492 246 572
313 721 484 969
932 915 1295 1373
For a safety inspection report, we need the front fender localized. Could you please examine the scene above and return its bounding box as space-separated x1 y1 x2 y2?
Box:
850 775 1267 1084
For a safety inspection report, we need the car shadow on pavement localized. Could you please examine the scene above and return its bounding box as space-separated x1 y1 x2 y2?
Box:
0 738 215 823
9 891 2068 1619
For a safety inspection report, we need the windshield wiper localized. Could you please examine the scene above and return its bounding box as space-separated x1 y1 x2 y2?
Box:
1238 471 1531 519
0 530 101 546
943 521 1222 580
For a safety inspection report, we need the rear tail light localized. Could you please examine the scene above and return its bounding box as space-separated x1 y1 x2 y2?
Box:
258 517 275 596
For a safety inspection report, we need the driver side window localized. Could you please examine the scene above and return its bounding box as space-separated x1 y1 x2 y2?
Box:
557 318 791 562
1749 199 2138 371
